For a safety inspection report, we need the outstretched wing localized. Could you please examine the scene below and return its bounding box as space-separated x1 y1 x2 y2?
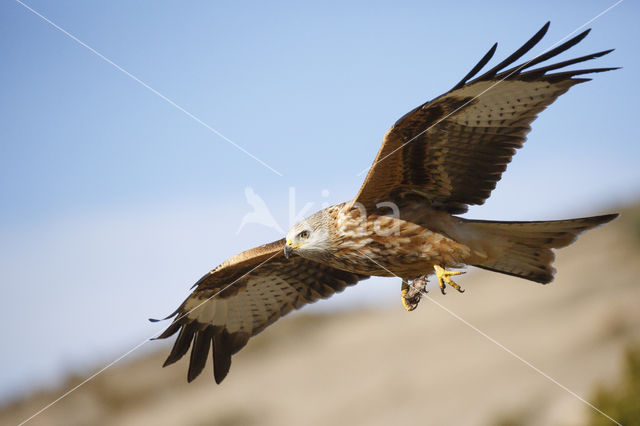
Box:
154 238 369 383
352 22 616 214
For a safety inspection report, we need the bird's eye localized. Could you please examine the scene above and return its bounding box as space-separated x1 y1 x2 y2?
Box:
299 230 310 239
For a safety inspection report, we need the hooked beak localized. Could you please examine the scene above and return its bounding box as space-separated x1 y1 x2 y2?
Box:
284 240 294 259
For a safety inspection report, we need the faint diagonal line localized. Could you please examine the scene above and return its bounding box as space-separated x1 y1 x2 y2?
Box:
18 250 282 426
17 339 149 426
354 249 621 426
356 0 624 178
423 296 622 426
14 0 283 177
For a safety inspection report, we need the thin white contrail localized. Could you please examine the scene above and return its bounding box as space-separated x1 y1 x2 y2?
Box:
354 248 621 426
14 0 283 177
356 0 624 178
12 1 625 424
425 295 622 426
18 250 282 426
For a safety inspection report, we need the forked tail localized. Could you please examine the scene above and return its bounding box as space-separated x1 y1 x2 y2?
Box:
463 214 618 283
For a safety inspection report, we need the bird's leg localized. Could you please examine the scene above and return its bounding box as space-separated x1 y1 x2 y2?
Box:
433 265 465 295
401 276 428 311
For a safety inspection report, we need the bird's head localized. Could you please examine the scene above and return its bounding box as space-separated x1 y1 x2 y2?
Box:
284 210 331 260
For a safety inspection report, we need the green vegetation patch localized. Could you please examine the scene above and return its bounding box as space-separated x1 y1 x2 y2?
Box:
588 344 640 426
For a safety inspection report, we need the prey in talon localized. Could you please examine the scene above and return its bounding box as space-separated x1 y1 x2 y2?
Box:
401 277 429 311
401 266 465 311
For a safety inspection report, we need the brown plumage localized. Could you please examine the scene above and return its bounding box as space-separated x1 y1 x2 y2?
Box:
155 22 618 383
153 238 368 383
352 23 616 214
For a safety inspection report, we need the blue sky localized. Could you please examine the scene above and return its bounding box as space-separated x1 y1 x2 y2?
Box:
1 0 639 403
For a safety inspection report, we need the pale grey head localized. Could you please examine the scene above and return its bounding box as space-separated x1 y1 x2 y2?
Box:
284 209 332 260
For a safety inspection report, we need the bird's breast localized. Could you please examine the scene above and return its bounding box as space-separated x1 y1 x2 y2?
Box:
326 210 472 279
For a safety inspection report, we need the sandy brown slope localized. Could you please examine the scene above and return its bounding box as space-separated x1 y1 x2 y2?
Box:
3 204 640 426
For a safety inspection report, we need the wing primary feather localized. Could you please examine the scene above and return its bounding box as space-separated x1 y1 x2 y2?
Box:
212 331 232 384
148 305 181 323
521 49 614 78
225 331 251 355
451 42 498 90
187 328 213 382
473 21 550 82
498 28 591 77
348 22 617 219
541 67 620 83
163 323 197 367
152 320 182 340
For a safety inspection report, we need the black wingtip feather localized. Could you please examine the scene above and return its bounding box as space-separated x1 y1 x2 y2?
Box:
542 67 620 83
162 323 197 367
213 332 232 384
148 305 181 323
449 22 617 91
499 28 592 77
152 320 182 341
528 49 614 73
187 329 213 382
474 22 550 82
452 42 498 90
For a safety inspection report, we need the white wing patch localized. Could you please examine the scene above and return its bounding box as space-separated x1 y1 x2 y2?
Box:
449 80 571 127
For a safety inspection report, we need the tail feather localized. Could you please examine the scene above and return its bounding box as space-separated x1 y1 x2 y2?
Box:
465 213 618 284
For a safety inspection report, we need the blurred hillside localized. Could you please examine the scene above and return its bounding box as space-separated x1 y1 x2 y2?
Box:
2 203 640 426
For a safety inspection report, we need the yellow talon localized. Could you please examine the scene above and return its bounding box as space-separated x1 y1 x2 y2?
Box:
401 280 417 311
434 265 465 295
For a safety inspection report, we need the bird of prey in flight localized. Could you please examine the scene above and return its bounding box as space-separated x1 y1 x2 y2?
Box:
153 22 618 384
